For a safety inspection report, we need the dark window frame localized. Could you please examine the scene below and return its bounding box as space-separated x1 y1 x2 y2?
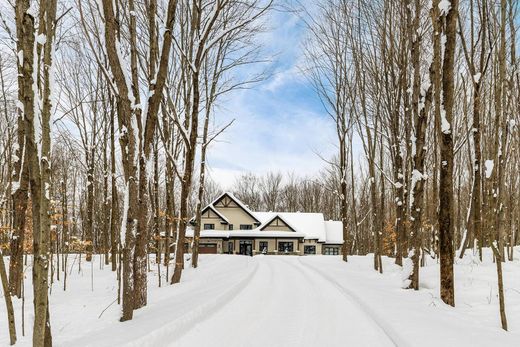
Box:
278 241 294 253
229 224 234 230
239 224 252 230
304 245 316 255
324 246 339 255
259 241 268 253
203 223 215 230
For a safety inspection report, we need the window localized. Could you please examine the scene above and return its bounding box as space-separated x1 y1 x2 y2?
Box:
203 223 215 230
239 224 252 230
259 241 268 254
229 224 233 230
324 247 339 255
228 241 234 254
278 242 293 253
304 245 316 255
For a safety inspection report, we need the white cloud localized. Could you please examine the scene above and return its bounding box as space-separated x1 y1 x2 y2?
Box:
205 90 337 188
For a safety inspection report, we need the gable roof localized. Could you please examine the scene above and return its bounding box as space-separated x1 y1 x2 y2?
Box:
202 205 230 224
259 214 297 232
254 211 327 242
211 192 261 225
189 204 230 225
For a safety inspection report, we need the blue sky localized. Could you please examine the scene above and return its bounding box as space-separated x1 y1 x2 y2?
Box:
206 6 338 188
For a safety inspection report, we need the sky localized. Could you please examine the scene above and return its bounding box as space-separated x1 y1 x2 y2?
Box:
205 5 339 189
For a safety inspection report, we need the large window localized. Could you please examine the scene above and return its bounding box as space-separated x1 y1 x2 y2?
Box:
304 245 316 255
324 247 339 255
259 241 268 253
203 223 215 230
278 242 293 253
239 224 252 230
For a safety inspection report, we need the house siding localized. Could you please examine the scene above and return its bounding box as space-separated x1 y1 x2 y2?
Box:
213 206 257 229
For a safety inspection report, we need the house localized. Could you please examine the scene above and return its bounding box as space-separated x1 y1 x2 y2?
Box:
185 192 344 255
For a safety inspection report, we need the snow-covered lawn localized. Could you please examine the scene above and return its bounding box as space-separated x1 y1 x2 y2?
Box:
1 249 520 346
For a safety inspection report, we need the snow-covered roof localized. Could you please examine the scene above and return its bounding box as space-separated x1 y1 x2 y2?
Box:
255 211 327 242
324 221 344 244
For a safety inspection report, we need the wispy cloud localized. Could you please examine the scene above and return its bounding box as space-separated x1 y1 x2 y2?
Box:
204 4 339 188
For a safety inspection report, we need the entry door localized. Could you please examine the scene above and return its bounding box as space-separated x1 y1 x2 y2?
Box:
239 240 253 256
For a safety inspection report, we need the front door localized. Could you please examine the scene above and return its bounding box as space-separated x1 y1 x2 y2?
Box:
239 240 253 256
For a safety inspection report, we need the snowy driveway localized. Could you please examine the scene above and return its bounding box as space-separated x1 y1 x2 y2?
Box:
4 253 519 347
175 256 395 347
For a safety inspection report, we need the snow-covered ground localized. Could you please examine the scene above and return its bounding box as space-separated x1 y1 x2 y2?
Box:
1 249 520 346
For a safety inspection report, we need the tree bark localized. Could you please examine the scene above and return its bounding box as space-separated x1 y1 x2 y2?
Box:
0 248 16 344
438 0 457 307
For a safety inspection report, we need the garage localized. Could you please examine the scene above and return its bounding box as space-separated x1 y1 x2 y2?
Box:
199 243 218 254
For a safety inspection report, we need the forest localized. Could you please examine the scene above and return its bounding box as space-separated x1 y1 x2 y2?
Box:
0 0 519 346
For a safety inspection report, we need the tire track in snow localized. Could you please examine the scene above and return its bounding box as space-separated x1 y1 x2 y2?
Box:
124 258 260 347
272 257 326 346
267 257 321 346
298 258 409 347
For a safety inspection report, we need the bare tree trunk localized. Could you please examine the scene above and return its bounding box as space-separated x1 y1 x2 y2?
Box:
9 0 32 298
458 0 488 261
171 70 200 282
393 2 409 266
100 0 139 322
491 243 508 330
110 94 118 272
488 0 509 331
85 148 94 262
438 0 457 307
62 179 68 291
0 248 16 345
103 116 110 265
407 0 435 290
153 140 161 287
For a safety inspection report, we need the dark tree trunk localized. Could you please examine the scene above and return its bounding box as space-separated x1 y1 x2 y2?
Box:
438 0 458 307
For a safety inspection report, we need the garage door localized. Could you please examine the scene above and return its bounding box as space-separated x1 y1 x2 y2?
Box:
199 243 217 254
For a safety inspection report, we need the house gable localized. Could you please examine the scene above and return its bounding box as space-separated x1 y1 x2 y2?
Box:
212 193 261 227
191 205 229 231
260 215 296 232
201 206 229 224
214 195 239 208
